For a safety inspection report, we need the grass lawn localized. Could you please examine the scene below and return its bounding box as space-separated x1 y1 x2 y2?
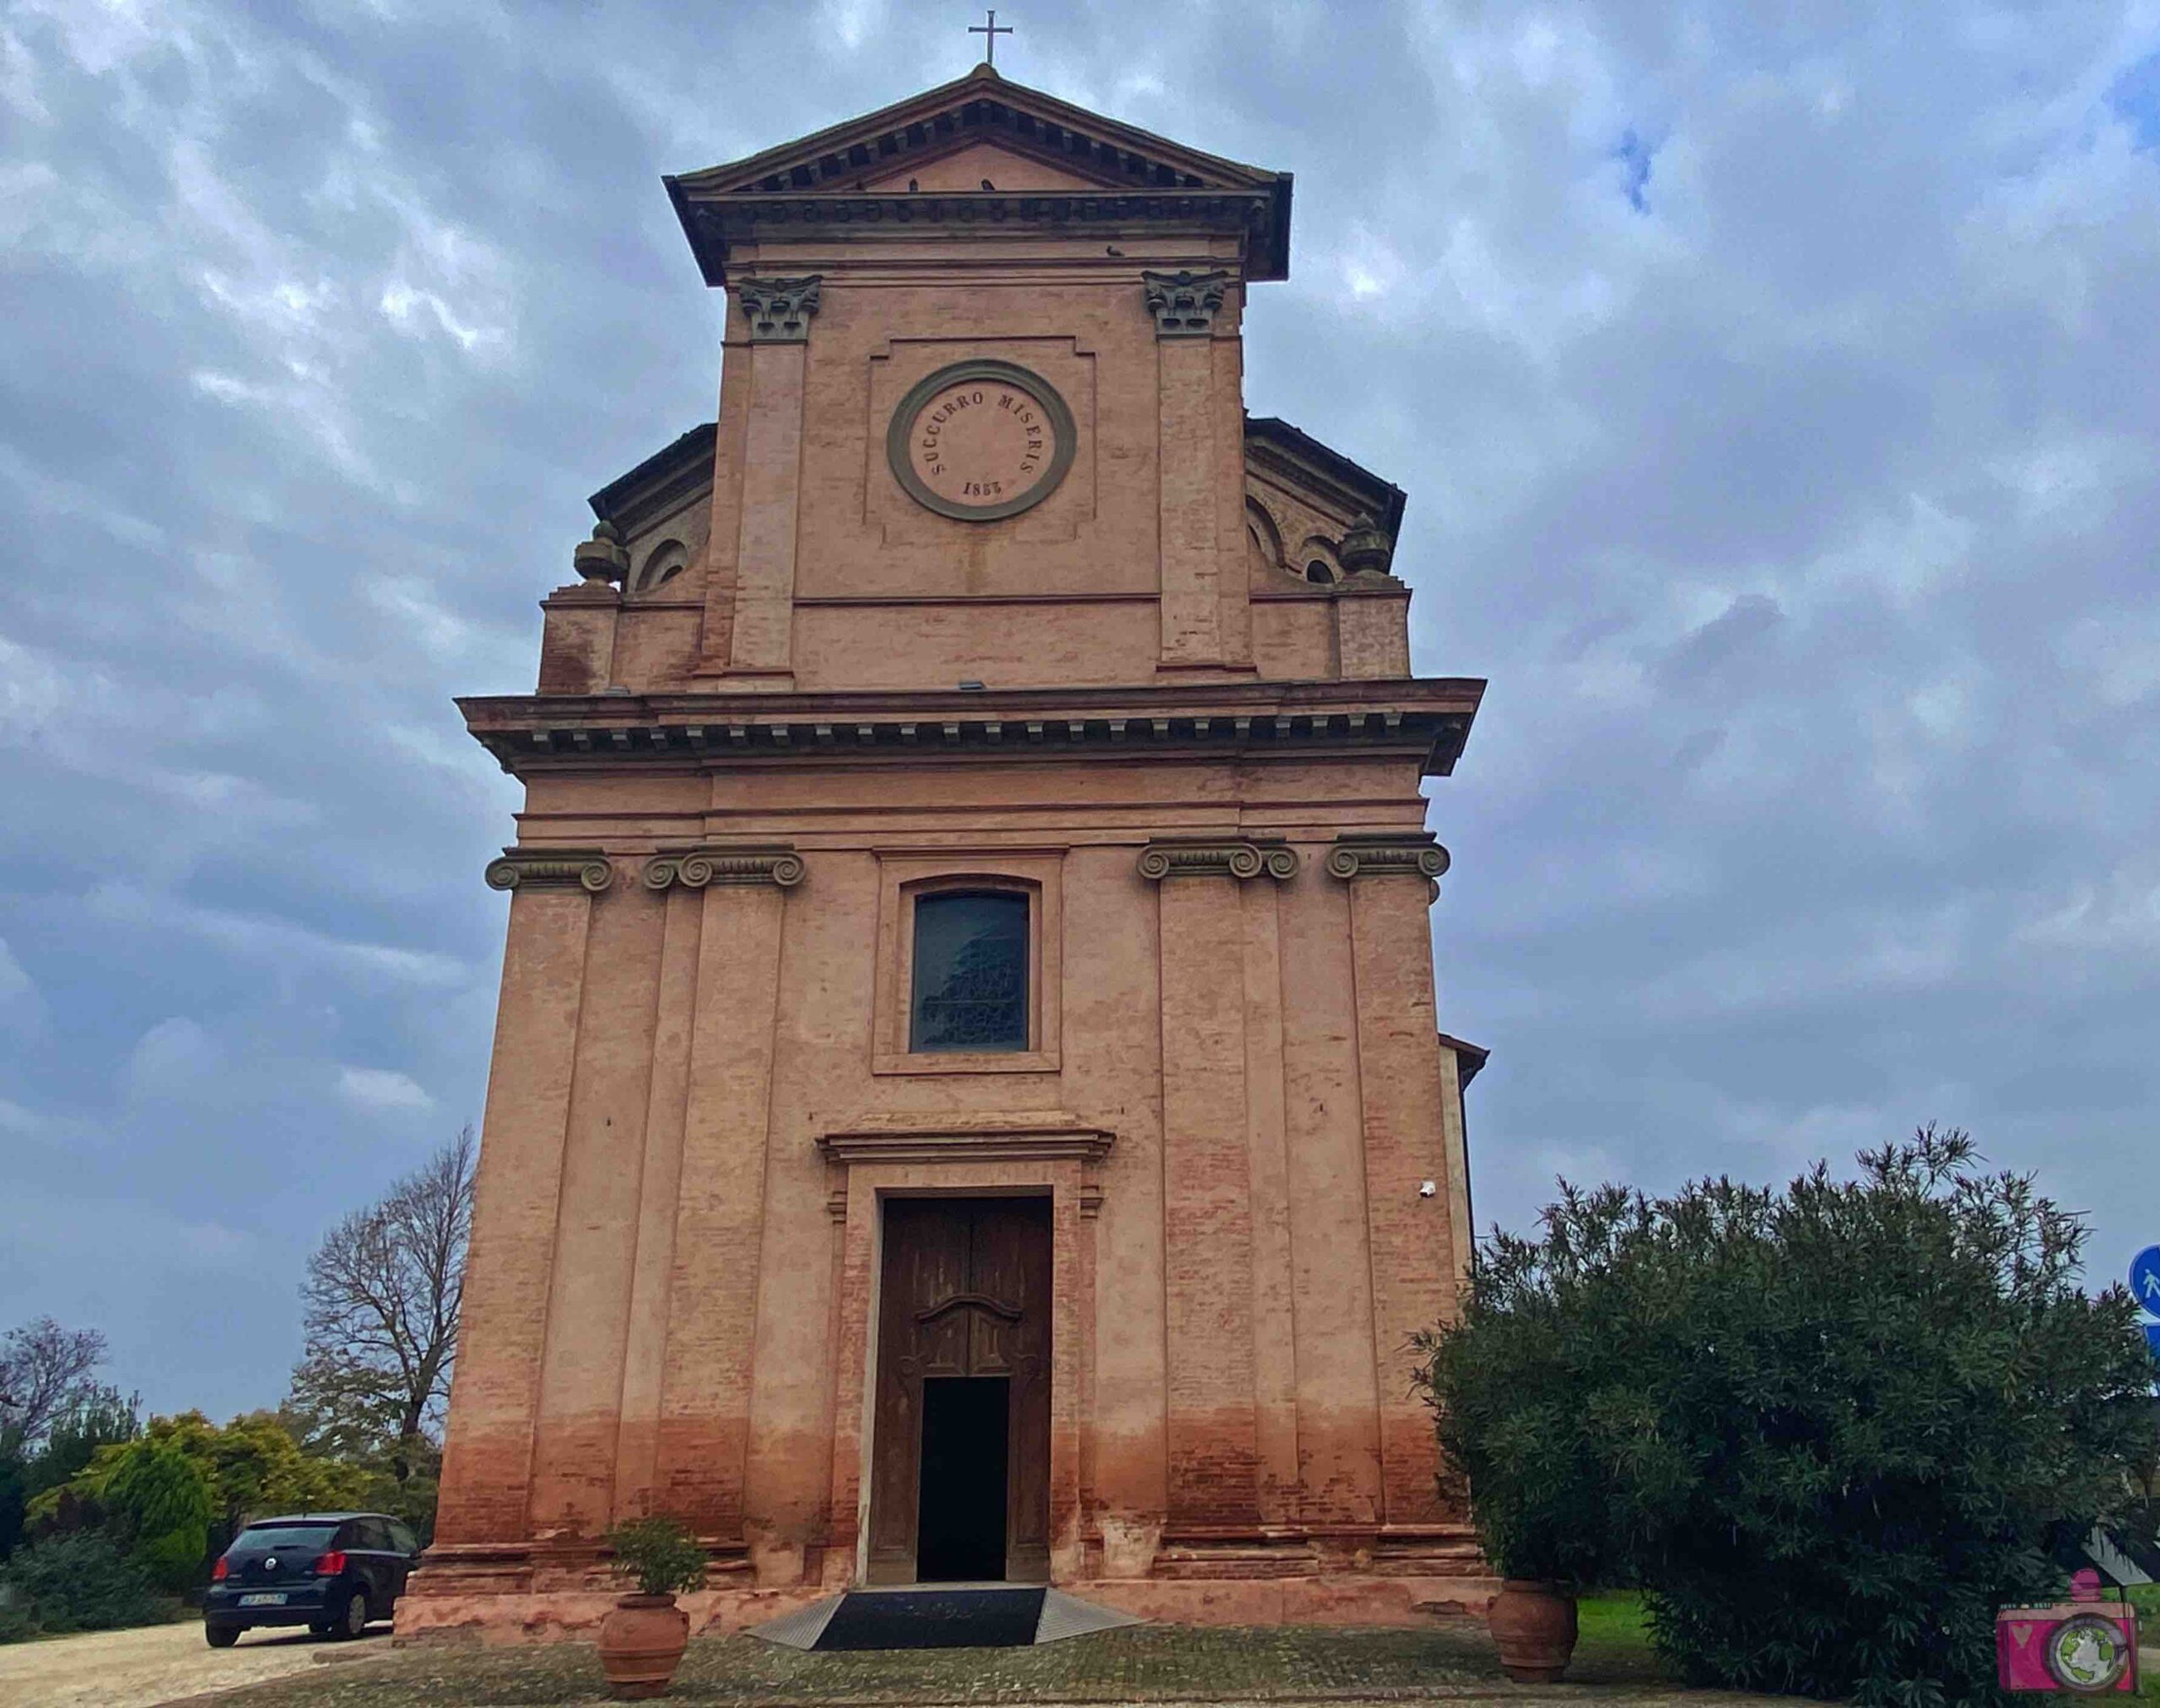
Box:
1573 1592 1671 1684
194 1611 1709 1708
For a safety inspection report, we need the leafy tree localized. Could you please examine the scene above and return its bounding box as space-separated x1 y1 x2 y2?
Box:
285 1127 474 1495
0 1323 122 1563
1414 1126 2160 1708
143 1411 369 1559
35 1411 368 1566
96 1438 213 1592
1 1387 140 1561
33 1389 143 1497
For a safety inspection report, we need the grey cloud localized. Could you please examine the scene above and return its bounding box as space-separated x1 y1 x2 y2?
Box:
2 0 2157 1417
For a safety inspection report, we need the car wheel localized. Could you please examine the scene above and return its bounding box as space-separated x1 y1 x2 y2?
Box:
338 1586 370 1639
205 1624 241 1648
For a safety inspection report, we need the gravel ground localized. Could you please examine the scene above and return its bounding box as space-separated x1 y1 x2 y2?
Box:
0 1618 391 1707
181 1619 1784 1708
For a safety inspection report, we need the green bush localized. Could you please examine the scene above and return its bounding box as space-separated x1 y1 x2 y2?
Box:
0 1530 164 1635
605 1516 708 1597
1414 1126 2159 1707
33 1411 362 1585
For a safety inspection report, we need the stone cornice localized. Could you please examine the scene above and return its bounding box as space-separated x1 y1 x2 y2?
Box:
673 190 1286 286
483 848 614 893
1137 840 1298 882
458 678 1482 781
817 1111 1115 1168
641 846 807 890
1324 835 1451 881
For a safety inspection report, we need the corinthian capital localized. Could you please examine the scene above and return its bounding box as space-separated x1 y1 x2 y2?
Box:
736 275 822 343
1141 269 1228 338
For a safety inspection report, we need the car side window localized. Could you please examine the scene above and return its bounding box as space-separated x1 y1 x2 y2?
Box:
331 1522 359 1551
388 1521 418 1555
357 1519 392 1551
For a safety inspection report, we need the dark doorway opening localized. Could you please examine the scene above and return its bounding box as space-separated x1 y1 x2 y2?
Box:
867 1197 1050 1585
915 1377 1009 1582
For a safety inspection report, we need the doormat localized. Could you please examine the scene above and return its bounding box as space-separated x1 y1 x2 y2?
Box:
818 1586 1045 1650
751 1586 1142 1651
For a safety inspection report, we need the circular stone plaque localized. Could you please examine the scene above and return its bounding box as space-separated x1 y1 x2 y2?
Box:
887 359 1076 522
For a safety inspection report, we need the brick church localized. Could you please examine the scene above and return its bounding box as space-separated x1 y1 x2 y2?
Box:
409 59 1492 1637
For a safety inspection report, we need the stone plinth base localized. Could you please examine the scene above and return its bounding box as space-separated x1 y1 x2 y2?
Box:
392 1574 1501 1646
392 1583 833 1647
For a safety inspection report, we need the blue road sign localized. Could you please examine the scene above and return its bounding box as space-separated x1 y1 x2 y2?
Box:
2146 1322 2160 1364
2133 1245 2160 1316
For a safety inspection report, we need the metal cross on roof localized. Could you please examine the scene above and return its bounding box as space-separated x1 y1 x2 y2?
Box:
969 8 1012 68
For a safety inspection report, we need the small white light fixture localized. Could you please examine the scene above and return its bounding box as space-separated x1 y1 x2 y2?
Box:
1418 1180 1438 1198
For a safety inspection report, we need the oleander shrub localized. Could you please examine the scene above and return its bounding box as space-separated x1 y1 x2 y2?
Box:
1414 1125 2160 1707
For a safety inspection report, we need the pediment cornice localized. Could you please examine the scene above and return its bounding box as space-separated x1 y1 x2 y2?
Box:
817 1111 1115 1168
665 66 1293 284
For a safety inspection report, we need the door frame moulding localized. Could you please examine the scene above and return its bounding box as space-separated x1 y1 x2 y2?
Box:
817 1113 1114 1590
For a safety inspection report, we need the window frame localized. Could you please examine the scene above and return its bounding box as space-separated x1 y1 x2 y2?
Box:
872 854 1062 1076
907 888 1032 1055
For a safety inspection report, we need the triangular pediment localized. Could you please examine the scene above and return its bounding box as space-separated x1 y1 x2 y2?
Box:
670 62 1282 198
859 137 1115 195
665 64 1294 284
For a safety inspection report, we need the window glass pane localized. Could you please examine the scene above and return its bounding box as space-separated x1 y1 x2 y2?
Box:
232 1524 336 1554
910 891 1028 1052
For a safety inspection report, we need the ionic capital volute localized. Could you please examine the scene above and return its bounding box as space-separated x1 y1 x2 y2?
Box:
1324 835 1450 889
640 845 807 891
1136 840 1298 883
484 847 614 893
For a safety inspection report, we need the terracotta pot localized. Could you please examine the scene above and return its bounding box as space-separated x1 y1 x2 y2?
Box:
598 1593 689 1700
1488 1578 1578 1683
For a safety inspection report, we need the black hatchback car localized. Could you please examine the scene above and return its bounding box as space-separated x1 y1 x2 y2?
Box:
202 1511 420 1646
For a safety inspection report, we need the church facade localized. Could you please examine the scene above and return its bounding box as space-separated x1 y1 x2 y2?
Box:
409 63 1492 1637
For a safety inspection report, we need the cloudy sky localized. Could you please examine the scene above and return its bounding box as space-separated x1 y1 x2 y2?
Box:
3 0 2157 1420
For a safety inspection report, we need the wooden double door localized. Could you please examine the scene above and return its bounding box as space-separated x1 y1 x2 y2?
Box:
867 1197 1052 1584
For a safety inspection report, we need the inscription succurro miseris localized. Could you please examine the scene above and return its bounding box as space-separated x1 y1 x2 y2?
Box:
912 383 1051 501
888 359 1076 522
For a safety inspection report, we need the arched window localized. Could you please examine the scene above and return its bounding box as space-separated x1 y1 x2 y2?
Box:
633 539 688 594
910 890 1029 1052
1306 560 1335 584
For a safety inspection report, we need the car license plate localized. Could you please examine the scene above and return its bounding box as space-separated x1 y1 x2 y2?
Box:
237 1592 287 1607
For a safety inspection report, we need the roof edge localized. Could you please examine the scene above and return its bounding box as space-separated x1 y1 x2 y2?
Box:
1245 415 1407 541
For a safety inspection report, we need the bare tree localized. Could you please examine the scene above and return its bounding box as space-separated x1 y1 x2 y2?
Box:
287 1127 476 1478
0 1317 107 1446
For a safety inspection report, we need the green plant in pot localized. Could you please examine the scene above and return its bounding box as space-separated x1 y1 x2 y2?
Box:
598 1517 707 1700
1412 1219 1613 1683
